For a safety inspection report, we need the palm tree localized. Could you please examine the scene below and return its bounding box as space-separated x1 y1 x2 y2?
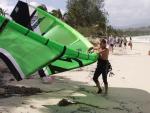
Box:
0 8 8 16
51 9 63 20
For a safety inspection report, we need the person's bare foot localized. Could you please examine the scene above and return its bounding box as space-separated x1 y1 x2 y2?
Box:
104 84 108 95
97 88 102 94
42 76 53 84
104 91 108 95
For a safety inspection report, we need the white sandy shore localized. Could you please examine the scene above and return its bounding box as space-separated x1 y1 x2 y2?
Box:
0 42 150 113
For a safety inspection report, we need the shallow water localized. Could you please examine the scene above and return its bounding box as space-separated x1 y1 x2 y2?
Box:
129 35 150 43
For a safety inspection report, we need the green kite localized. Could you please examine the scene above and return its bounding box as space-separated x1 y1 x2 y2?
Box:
0 1 98 81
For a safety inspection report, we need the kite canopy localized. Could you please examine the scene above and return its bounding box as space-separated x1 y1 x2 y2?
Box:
0 1 98 81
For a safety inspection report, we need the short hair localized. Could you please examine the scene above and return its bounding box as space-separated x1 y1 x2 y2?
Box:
100 39 106 44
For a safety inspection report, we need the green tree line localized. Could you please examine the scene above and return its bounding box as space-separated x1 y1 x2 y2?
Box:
50 0 121 37
122 26 150 36
0 0 123 38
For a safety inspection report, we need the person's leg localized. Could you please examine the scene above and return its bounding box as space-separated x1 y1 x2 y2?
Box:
109 45 111 51
112 45 114 52
102 72 108 94
110 44 113 53
38 69 53 84
124 43 126 48
131 44 133 50
93 68 102 94
38 69 46 78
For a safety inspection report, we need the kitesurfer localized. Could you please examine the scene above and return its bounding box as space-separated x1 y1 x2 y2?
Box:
93 39 110 94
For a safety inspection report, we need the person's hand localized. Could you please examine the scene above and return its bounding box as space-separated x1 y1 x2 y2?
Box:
88 47 94 53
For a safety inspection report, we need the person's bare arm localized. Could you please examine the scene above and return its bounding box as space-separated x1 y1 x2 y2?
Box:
88 46 100 53
99 48 109 56
93 47 100 50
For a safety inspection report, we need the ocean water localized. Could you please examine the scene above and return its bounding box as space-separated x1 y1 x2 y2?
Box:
130 35 150 43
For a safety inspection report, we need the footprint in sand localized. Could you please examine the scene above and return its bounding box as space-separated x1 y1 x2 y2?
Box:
121 77 126 79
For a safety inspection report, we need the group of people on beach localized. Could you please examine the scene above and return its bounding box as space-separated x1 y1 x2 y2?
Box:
107 36 133 52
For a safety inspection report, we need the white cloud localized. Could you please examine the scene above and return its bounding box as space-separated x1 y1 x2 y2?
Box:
0 0 14 14
47 6 56 11
105 0 150 28
0 0 63 15
30 1 40 7
29 1 65 14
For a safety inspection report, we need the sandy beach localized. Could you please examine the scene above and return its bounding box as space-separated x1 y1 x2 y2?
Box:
0 42 150 113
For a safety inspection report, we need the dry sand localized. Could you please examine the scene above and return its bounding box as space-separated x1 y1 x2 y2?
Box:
0 42 150 113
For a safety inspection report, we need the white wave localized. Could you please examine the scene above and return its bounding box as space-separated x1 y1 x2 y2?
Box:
128 35 150 43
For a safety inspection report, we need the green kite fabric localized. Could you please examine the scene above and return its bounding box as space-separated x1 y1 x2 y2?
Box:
0 1 98 80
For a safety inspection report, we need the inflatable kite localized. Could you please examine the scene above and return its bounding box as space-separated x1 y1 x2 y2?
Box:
0 1 98 81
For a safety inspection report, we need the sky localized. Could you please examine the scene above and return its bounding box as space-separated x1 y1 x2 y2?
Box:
0 0 150 28
105 0 150 28
0 0 66 14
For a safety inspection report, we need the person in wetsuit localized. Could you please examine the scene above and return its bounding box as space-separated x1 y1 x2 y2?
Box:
93 39 109 94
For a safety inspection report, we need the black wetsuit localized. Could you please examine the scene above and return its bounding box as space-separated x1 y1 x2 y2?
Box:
93 58 109 85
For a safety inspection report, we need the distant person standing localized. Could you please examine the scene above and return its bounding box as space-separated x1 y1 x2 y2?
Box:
118 38 123 47
106 37 110 45
123 37 127 49
128 37 133 50
114 37 117 47
109 36 115 52
116 37 120 47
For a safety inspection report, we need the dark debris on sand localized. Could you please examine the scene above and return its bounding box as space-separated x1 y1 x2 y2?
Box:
0 85 43 98
0 59 43 98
